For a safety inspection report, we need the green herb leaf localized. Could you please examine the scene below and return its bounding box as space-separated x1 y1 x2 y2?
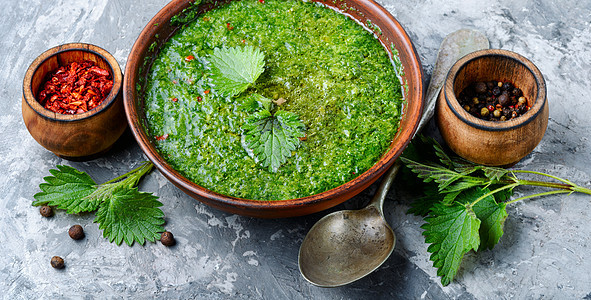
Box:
407 184 441 216
94 188 165 246
466 188 509 250
32 165 99 214
242 106 306 172
480 166 510 181
401 157 469 191
209 46 265 97
422 202 481 286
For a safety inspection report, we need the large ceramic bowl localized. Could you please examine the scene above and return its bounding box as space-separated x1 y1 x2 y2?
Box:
124 0 424 218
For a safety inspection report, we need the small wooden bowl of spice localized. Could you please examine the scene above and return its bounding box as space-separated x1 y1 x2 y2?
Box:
436 49 548 166
22 43 126 160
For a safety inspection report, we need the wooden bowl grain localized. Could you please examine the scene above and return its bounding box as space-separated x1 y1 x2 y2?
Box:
436 49 548 166
124 0 424 218
22 43 127 161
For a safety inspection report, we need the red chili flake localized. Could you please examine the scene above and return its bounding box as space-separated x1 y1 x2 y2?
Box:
172 80 178 84
37 60 113 115
171 97 178 102
351 171 356 175
241 39 246 44
258 0 264 3
197 96 203 102
487 105 494 112
204 90 210 95
185 55 194 62
226 22 234 30
155 134 169 141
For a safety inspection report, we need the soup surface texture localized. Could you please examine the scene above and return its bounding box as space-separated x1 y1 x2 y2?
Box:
144 0 403 200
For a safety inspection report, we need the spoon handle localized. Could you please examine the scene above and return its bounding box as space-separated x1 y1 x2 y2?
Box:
368 160 401 213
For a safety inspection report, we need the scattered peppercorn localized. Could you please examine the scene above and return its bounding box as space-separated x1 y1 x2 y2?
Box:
39 206 53 218
68 225 85 240
161 231 176 246
51 256 65 269
458 80 530 121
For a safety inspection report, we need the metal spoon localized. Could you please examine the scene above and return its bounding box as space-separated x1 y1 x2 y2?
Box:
298 29 489 287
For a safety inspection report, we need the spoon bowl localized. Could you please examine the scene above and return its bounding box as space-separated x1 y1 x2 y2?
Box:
299 180 397 287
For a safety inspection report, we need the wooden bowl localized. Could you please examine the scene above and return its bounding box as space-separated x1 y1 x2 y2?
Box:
22 43 126 161
436 49 548 166
124 0 424 218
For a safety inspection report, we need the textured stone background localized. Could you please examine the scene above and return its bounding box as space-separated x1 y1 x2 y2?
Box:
2 0 591 299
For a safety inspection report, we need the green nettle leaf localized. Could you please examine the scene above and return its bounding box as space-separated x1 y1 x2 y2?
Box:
481 166 510 181
491 186 514 203
422 203 481 286
400 157 467 191
33 162 165 247
33 165 99 214
467 188 509 250
209 46 265 97
407 184 442 216
242 107 306 172
441 179 485 194
94 188 165 246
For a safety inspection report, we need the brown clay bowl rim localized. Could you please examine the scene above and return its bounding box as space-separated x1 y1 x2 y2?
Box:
22 43 123 122
444 49 547 132
123 0 423 215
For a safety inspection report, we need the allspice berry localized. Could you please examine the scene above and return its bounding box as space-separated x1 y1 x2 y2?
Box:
51 256 65 269
39 206 53 218
68 225 85 240
161 231 176 246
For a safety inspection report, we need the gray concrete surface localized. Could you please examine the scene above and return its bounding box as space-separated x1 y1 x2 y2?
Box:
2 0 591 299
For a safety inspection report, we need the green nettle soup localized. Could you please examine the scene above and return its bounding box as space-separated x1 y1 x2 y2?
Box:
144 0 404 200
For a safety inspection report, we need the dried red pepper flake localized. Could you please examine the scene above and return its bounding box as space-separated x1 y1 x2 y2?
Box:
241 39 246 44
185 55 194 62
172 80 178 84
171 97 178 102
226 22 234 30
37 60 113 115
204 90 210 95
197 96 203 102
258 0 264 3
155 134 169 141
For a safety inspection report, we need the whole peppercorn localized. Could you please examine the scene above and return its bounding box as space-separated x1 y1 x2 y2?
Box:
161 231 176 247
492 87 501 96
511 88 522 96
480 107 490 117
68 225 85 240
40 206 53 218
498 92 510 106
474 82 487 94
51 256 65 269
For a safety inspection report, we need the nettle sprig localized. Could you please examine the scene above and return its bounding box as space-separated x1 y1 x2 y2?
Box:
401 136 591 286
208 46 306 172
33 162 164 246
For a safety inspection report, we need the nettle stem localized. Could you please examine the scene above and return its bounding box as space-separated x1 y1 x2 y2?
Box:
103 161 153 187
476 170 591 206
